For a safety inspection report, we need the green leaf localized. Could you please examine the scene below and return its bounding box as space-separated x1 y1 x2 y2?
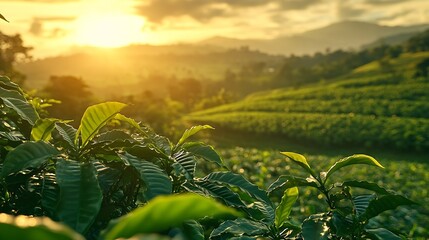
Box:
301 215 329 240
203 172 272 207
120 153 172 201
0 131 24 142
280 152 316 177
31 118 59 141
1 141 59 178
76 102 127 147
0 76 20 91
360 194 417 221
0 88 39 125
353 194 375 217
55 122 77 149
0 214 84 240
189 180 248 210
275 187 299 228
0 13 8 22
95 129 134 143
181 220 204 240
182 142 224 167
365 228 401 240
342 181 392 195
176 125 214 147
55 159 102 233
114 113 143 132
40 173 59 219
268 175 318 194
331 211 354 237
325 154 384 182
103 193 240 240
210 218 268 239
172 151 196 180
0 86 26 101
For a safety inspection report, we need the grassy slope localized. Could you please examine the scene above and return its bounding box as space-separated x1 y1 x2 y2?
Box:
187 52 429 151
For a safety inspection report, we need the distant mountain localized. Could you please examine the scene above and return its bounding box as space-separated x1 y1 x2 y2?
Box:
362 32 421 49
17 45 282 96
199 21 429 55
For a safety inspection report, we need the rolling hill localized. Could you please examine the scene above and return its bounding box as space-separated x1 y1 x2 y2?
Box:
200 21 429 55
187 52 429 151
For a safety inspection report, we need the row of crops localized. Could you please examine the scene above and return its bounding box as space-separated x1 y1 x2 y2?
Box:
188 112 429 150
189 58 429 151
192 99 429 118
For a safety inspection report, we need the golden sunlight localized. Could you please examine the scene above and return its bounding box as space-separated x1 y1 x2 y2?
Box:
74 13 145 47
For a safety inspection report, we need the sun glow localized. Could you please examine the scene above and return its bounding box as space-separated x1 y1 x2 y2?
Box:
74 13 145 47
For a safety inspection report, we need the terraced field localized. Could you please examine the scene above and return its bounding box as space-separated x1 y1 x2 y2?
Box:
188 52 429 151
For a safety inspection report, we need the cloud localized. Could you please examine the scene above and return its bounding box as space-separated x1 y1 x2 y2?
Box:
335 0 366 21
374 10 412 21
35 16 76 21
136 0 320 23
29 19 43 36
28 16 74 37
363 0 404 5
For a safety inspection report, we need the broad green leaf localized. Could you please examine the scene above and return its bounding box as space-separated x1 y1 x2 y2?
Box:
172 151 196 179
95 129 134 143
360 194 417 221
31 118 59 141
331 211 354 237
0 214 84 240
0 13 8 22
103 193 240 240
40 173 59 219
301 215 329 240
203 172 272 207
210 218 268 239
190 181 270 222
1 141 59 178
76 102 127 147
182 142 224 167
0 131 24 142
0 76 20 91
342 181 391 195
365 228 401 240
181 220 204 240
120 153 172 201
189 180 248 210
280 152 316 177
267 175 318 194
353 194 375 217
325 154 383 182
275 187 298 228
55 122 77 149
0 86 26 101
55 159 102 233
176 125 214 147
0 88 39 125
114 113 143 132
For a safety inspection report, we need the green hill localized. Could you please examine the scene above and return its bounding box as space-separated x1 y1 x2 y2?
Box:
187 52 429 151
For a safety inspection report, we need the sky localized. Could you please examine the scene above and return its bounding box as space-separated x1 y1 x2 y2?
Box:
1 0 429 58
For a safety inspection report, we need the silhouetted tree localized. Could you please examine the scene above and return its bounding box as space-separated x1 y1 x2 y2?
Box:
0 31 32 84
43 76 92 123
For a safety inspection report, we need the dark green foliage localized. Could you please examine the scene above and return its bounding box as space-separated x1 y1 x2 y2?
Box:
0 75 423 239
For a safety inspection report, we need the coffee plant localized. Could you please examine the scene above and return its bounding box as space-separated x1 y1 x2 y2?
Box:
0 75 419 239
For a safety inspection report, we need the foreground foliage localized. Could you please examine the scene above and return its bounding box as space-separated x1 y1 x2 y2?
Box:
0 76 421 239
